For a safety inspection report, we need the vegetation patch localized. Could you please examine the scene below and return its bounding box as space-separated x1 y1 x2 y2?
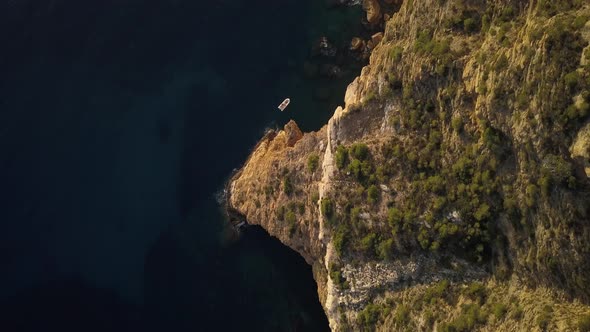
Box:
307 153 319 172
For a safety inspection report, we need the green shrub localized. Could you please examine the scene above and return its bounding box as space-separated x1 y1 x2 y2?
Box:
333 226 348 256
307 153 319 172
387 73 403 91
388 207 403 228
367 185 380 204
432 38 451 57
377 238 394 260
432 196 447 212
403 83 414 100
482 126 502 149
321 198 334 220
311 190 319 203
503 194 518 216
464 18 478 32
351 143 370 160
276 206 286 220
348 159 362 180
347 159 373 182
358 303 381 327
452 156 474 181
350 207 361 224
564 71 580 89
360 233 377 254
441 304 487 332
429 130 443 145
434 62 445 76
424 308 436 328
463 282 487 304
500 6 515 22
361 161 373 179
578 313 590 332
452 116 463 132
443 13 462 29
430 240 441 251
538 0 583 17
579 101 590 117
426 175 445 194
415 29 433 53
542 154 572 184
525 184 538 207
537 305 553 330
283 177 293 195
473 203 490 221
393 305 410 326
494 54 508 71
297 202 305 214
573 15 589 29
538 175 551 197
418 228 431 249
335 145 349 169
477 83 488 95
492 303 508 320
511 305 524 320
423 279 450 304
390 46 403 62
481 14 491 32
376 165 389 183
285 210 296 224
329 264 349 289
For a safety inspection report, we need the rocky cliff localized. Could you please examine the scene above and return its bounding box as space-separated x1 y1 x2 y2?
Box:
228 0 590 330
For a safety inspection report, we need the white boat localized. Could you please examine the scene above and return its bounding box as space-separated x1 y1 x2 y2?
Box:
278 98 290 111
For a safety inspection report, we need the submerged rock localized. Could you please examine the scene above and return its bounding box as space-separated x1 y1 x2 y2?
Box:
303 61 319 79
313 36 337 58
319 64 343 78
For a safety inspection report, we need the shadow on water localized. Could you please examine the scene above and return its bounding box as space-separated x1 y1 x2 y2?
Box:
0 0 368 330
1 199 329 332
143 200 329 331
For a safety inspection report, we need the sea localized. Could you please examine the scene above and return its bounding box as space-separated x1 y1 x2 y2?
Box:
0 1 368 331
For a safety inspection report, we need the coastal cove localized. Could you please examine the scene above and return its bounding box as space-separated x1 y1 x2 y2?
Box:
0 1 374 331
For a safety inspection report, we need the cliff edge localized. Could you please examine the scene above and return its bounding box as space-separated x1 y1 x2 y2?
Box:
229 0 590 330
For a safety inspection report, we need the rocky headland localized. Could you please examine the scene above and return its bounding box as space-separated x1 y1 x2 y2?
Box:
228 0 590 330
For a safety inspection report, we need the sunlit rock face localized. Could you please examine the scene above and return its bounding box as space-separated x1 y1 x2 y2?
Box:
229 0 590 330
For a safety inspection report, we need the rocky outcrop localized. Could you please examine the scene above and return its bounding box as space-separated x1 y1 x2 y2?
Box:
228 0 590 330
362 0 381 25
350 37 365 51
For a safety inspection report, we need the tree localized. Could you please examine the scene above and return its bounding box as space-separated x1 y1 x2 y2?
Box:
377 238 394 260
452 116 463 132
335 145 348 169
367 185 380 204
350 143 370 160
307 153 320 172
321 198 334 220
473 203 490 221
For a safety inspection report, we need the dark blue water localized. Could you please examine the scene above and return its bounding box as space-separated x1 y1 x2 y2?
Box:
0 1 366 330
